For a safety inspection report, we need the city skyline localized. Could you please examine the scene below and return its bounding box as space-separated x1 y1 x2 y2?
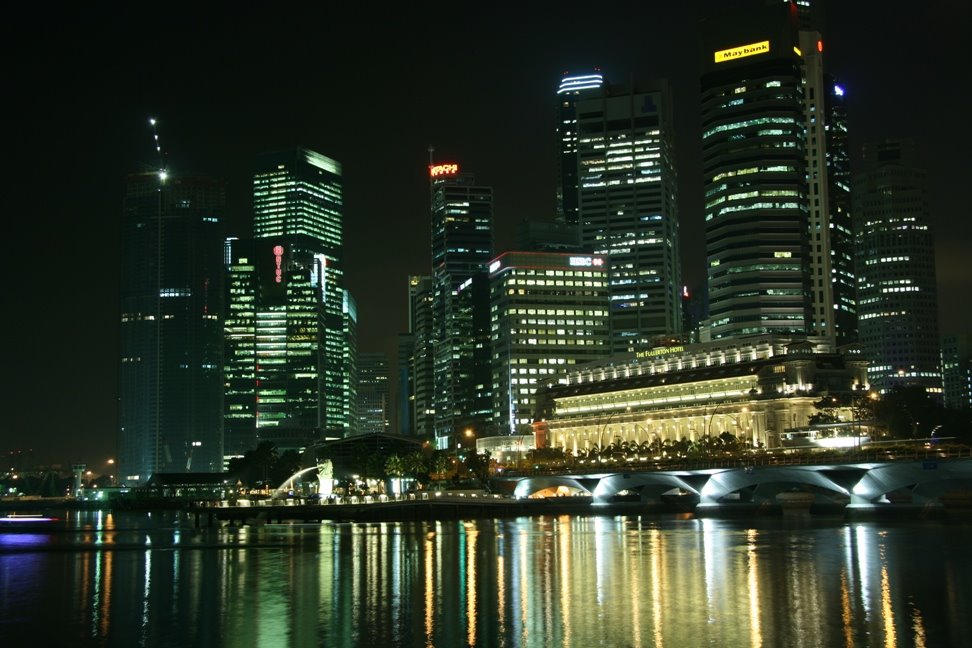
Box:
6 1 970 470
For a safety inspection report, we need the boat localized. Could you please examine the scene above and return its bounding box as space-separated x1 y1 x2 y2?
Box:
0 512 59 523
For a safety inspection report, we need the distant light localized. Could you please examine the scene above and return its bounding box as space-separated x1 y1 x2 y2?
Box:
817 40 823 52
159 170 168 182
149 118 157 126
834 85 845 97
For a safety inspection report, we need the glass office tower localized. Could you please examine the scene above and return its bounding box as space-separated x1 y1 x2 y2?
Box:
120 173 225 485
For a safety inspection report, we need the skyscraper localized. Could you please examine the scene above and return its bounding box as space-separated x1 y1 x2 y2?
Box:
574 78 682 353
699 2 810 340
429 162 493 449
224 147 348 455
407 275 436 438
556 71 605 225
357 352 390 434
120 173 225 485
823 75 857 344
854 139 942 396
489 251 610 433
941 335 972 410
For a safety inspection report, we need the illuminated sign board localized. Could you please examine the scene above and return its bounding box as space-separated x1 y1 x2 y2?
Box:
635 345 685 359
273 245 284 283
489 260 501 273
429 163 459 178
714 40 770 63
568 256 605 267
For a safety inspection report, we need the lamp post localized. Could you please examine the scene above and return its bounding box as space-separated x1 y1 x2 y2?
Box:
107 458 115 486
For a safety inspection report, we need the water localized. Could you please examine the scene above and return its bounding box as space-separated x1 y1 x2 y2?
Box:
2 509 970 647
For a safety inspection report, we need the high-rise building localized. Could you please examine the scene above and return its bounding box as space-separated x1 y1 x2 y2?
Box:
699 2 811 340
357 352 389 435
224 147 348 455
556 71 605 225
574 78 682 353
853 139 942 396
396 333 415 435
407 275 435 438
224 236 328 453
823 75 857 344
120 174 225 485
342 289 358 436
489 251 610 433
941 335 972 410
429 162 493 449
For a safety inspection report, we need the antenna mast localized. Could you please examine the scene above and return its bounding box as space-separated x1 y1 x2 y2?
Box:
149 117 168 182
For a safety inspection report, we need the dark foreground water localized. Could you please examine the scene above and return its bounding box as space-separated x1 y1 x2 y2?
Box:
1 509 970 647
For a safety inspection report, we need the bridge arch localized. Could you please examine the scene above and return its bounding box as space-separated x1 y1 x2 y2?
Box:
513 476 596 499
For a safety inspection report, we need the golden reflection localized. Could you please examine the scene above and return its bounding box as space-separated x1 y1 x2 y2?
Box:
558 515 572 646
100 549 113 637
647 527 661 648
424 533 434 646
497 552 506 640
880 565 896 648
840 571 854 647
911 603 926 648
746 529 761 648
465 522 478 646
519 523 530 644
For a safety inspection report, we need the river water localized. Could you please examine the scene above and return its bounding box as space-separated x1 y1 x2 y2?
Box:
1 509 969 647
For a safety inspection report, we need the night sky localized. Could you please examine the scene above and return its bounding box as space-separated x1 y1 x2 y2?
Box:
5 1 970 471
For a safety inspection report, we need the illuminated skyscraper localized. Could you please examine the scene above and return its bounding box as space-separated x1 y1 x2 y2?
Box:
224 147 349 456
700 2 810 340
854 139 942 396
574 79 682 353
823 74 857 344
489 251 610 433
556 70 605 225
429 162 493 449
120 174 225 485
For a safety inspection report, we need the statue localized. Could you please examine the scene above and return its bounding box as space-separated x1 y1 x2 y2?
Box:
317 459 334 497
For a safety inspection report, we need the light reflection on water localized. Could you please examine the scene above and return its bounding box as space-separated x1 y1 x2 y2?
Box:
0 511 970 647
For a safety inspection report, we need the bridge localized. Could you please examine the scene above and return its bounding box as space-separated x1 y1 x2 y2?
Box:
494 453 972 515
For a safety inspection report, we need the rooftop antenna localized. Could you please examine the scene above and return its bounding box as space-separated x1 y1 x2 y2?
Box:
149 117 168 183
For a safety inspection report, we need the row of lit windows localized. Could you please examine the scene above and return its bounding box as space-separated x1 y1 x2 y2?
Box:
702 116 796 140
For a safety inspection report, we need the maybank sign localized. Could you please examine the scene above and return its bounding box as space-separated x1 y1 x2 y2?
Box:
714 40 770 63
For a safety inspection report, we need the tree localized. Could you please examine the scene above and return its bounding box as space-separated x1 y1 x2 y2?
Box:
464 451 493 489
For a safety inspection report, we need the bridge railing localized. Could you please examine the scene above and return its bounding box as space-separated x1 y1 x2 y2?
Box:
499 444 972 477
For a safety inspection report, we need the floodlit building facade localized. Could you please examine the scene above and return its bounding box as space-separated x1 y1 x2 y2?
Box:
534 336 868 454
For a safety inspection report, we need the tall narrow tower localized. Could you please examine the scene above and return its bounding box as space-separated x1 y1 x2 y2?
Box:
120 173 225 485
429 162 493 448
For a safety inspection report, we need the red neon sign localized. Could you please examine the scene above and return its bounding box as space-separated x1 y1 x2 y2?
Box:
429 163 459 178
273 245 284 283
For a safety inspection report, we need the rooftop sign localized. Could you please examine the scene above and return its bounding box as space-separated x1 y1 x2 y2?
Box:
714 40 770 63
429 163 459 178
